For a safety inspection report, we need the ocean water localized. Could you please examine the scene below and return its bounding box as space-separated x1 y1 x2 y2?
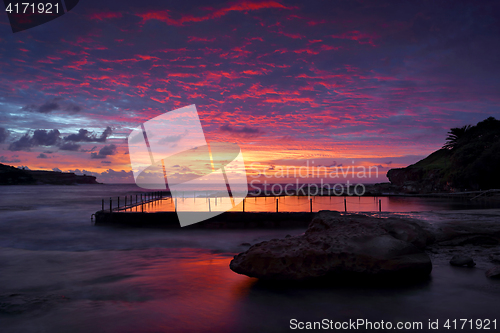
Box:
130 193 500 213
1 184 500 333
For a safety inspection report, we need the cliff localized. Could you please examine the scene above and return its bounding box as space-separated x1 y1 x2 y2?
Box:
0 163 100 185
387 117 500 193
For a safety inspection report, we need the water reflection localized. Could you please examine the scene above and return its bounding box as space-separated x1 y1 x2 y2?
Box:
231 265 500 333
0 248 257 333
122 249 256 332
123 195 500 213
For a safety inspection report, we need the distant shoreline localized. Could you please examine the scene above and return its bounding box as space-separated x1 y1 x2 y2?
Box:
0 163 100 185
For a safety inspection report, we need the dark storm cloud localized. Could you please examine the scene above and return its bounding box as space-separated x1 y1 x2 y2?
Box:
37 153 48 158
33 130 61 145
23 101 60 113
22 98 83 114
8 129 61 151
98 127 113 141
220 124 262 136
0 128 9 143
0 156 21 163
64 127 113 143
90 144 117 159
65 104 83 112
59 142 81 151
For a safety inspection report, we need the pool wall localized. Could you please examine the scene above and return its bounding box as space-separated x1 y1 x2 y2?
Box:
94 211 316 229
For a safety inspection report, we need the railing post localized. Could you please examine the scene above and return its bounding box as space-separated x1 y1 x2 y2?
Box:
276 197 278 213
208 198 211 212
310 198 312 213
125 196 127 208
344 197 347 212
242 198 245 212
117 197 120 210
379 199 381 212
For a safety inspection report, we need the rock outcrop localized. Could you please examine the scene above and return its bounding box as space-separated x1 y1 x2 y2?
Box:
0 163 100 185
386 149 450 193
230 211 433 282
449 255 476 267
386 117 500 193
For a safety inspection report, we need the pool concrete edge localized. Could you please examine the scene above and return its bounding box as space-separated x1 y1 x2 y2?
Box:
94 211 316 229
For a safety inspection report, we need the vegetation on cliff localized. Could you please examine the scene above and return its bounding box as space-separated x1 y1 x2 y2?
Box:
0 163 100 185
387 117 500 192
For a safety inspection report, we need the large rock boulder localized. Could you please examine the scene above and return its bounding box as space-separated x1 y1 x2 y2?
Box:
449 255 476 267
230 211 432 281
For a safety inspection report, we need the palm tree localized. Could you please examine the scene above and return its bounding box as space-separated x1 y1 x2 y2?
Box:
442 125 471 150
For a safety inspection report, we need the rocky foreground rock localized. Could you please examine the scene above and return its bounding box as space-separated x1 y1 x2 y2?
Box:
230 211 434 281
449 255 476 267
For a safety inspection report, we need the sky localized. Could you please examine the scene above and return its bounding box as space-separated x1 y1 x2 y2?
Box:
0 0 499 184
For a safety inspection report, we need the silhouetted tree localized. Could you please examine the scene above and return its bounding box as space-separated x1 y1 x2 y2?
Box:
443 125 471 150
